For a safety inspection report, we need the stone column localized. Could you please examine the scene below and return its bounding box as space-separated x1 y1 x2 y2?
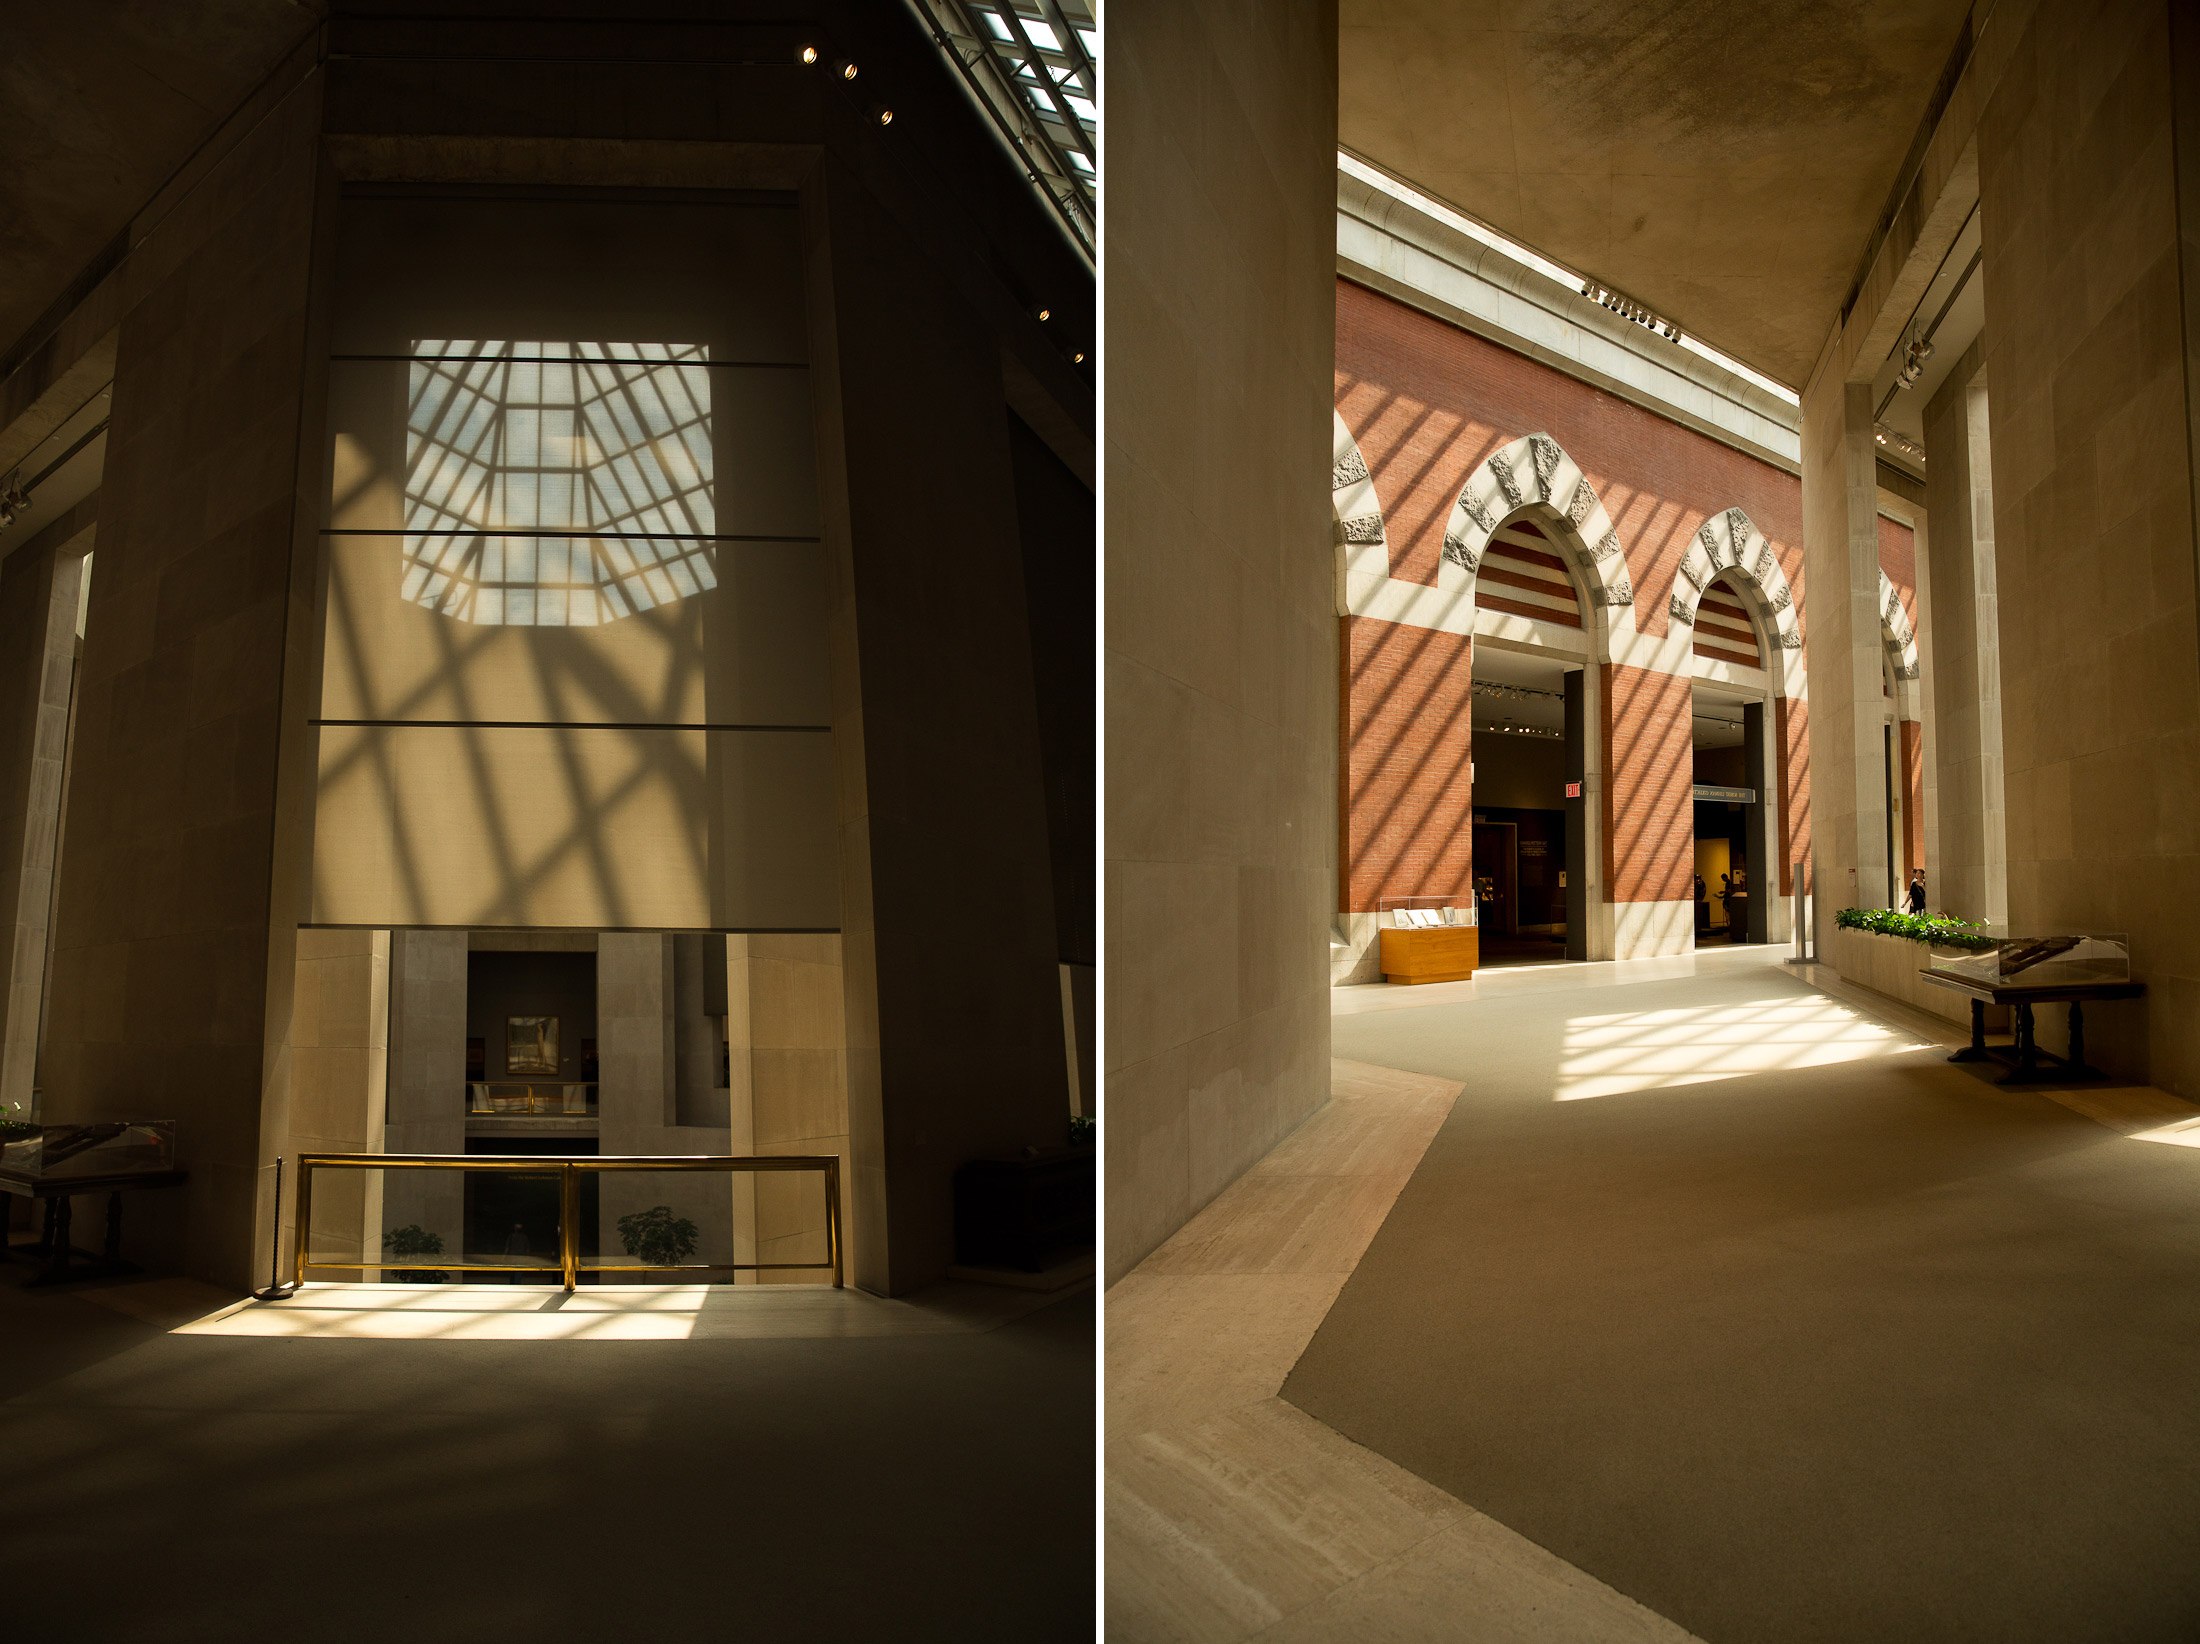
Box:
287 929 390 1278
1800 372 1893 948
0 509 88 1119
1922 350 2006 928
382 929 466 1267
1104 0 1339 1284
1744 701 1772 943
723 933 849 1284
597 932 733 1274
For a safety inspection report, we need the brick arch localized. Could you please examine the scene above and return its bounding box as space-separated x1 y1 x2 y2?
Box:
1664 506 1804 696
1332 408 1386 546
1879 568 1922 704
1440 433 1635 630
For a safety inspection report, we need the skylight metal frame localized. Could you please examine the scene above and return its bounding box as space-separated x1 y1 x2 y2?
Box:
908 0 1096 261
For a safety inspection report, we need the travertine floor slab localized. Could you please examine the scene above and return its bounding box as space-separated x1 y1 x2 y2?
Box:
1291 949 2200 1643
1107 1058 1697 1643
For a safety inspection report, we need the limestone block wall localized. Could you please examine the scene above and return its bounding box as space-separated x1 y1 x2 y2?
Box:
1106 0 1339 1283
1977 0 2200 1089
34 79 326 1286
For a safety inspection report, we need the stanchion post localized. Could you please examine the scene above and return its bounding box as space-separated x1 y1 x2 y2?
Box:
560 1163 580 1291
292 1157 314 1288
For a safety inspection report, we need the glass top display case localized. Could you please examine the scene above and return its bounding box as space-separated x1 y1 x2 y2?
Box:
1929 933 2131 989
1379 895 1476 929
0 1121 178 1184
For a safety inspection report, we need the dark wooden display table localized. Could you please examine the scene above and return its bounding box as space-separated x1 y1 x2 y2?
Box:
0 1167 188 1286
1921 969 2146 1086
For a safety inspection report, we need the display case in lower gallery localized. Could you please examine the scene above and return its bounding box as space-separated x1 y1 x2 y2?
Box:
0 1121 178 1186
1929 933 2131 990
1377 897 1478 984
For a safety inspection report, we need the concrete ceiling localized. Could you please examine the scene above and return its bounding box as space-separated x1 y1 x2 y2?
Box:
1339 0 1976 388
0 1 322 364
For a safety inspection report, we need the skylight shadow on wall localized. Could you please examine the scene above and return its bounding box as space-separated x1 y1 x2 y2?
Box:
404 340 717 627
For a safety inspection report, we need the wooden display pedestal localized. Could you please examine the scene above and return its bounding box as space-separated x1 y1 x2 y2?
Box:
1379 925 1479 984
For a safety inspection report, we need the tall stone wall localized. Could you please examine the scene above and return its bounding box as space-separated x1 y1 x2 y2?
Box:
35 84 325 1286
1105 0 1339 1284
0 511 86 1117
1978 0 2200 1088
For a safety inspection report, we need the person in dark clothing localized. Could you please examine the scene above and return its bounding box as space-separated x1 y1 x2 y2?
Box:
1904 869 1927 915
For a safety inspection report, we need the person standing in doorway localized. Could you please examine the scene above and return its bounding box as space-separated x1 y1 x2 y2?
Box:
1904 869 1927 915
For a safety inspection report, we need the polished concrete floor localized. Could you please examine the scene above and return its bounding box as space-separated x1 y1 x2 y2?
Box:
0 1274 1093 1642
1112 947 2200 1642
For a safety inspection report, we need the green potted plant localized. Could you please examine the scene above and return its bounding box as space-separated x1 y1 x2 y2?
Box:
381 1223 448 1284
617 1204 700 1270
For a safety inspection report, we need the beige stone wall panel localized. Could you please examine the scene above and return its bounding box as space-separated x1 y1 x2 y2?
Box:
1976 0 2200 1088
1105 0 1338 1284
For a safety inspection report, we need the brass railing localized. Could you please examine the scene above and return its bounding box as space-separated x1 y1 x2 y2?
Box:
293 1153 841 1290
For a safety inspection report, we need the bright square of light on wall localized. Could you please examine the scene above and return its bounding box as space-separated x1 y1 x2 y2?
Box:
402 341 717 626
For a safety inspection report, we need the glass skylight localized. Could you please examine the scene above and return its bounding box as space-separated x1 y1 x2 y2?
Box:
915 0 1096 259
401 340 718 627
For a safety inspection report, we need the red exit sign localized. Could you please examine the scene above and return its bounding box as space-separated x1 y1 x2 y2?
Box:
1564 781 1582 799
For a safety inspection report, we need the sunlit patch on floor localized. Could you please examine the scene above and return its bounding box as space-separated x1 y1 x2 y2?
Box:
2130 1116 2200 1148
168 1280 1072 1342
1556 992 1928 1101
178 1284 720 1340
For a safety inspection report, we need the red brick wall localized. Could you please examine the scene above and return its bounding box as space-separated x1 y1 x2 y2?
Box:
1342 615 1475 910
1603 664 1694 903
1901 718 1925 876
1779 695 1812 897
1336 278 1807 634
1881 516 1923 876
1337 278 1818 918
1879 513 1917 623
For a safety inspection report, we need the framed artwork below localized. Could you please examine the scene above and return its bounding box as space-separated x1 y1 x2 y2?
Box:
506 1015 559 1075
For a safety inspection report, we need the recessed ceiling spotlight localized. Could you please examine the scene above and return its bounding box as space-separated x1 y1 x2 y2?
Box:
874 106 894 126
1074 351 1085 363
1038 308 1051 322
840 60 859 80
801 45 818 64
